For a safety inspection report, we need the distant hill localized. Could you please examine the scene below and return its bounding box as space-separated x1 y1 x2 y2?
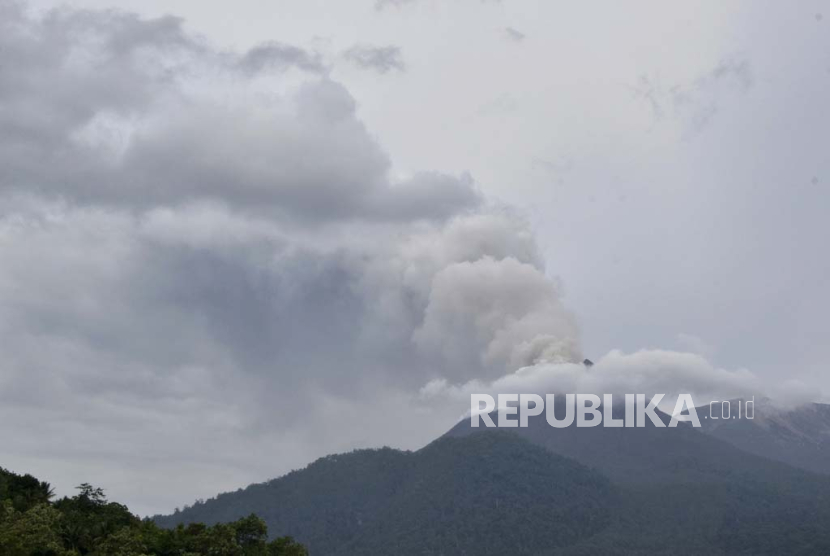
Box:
155 432 615 556
446 400 830 554
445 398 825 488
695 400 830 476
158 404 830 555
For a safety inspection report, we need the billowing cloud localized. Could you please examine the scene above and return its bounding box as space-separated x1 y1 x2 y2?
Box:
238 42 326 75
414 256 581 380
421 348 816 414
0 5 467 221
0 0 579 514
343 44 406 73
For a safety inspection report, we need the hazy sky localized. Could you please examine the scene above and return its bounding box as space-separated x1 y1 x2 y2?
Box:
2 0 829 515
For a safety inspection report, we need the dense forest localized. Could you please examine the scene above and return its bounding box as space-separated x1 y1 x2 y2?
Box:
155 433 616 555
158 429 830 555
0 466 307 556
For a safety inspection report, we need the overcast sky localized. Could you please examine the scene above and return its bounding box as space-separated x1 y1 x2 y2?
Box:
2 0 829 516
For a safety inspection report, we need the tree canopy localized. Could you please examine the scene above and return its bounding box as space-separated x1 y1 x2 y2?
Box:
0 466 307 556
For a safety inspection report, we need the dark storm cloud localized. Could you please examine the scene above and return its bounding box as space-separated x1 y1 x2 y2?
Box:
0 6 475 222
0 0 585 514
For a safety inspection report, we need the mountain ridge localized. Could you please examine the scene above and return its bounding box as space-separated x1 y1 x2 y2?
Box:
154 432 616 555
694 400 830 475
156 401 830 554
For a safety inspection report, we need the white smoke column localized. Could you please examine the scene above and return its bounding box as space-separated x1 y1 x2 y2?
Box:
414 255 581 381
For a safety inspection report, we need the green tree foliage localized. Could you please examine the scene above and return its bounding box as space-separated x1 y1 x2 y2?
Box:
0 467 54 512
0 500 70 556
89 526 147 556
0 467 306 556
54 483 138 554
